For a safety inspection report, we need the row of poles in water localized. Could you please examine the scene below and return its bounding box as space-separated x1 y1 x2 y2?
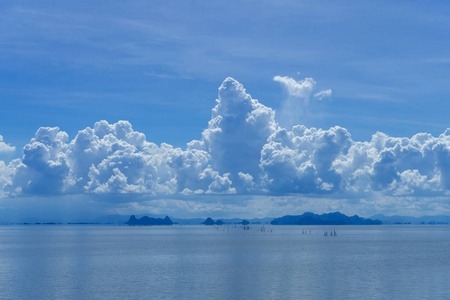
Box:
215 225 337 236
302 229 337 236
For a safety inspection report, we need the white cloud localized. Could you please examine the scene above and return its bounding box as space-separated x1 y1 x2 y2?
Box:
202 77 277 189
333 130 450 196
273 75 333 128
238 172 255 191
273 75 316 98
314 89 332 100
0 135 16 153
9 127 70 195
0 77 449 217
0 161 13 198
260 125 352 193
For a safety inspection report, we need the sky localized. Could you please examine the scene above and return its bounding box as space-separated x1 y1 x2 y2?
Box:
1 0 450 221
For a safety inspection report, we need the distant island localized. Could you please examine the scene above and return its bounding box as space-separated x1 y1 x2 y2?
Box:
4 212 450 225
203 217 236 225
270 212 382 225
125 213 381 226
202 217 250 225
369 214 449 225
126 215 173 226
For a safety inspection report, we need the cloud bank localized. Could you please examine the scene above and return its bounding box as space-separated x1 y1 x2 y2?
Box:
0 77 449 214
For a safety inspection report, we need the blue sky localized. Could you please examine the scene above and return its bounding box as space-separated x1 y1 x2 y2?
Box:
1 1 450 220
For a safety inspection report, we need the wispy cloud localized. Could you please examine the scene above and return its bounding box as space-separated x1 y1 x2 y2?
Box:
273 75 316 98
273 75 333 127
314 89 332 100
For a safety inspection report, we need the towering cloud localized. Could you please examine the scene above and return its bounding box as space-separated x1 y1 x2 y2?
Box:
0 78 449 202
202 77 276 190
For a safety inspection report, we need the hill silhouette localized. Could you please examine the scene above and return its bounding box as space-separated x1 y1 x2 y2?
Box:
271 212 382 225
126 215 173 226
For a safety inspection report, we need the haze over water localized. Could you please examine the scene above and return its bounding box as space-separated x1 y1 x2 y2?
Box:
0 225 448 299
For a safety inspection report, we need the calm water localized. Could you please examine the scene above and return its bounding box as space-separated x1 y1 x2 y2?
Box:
0 225 448 299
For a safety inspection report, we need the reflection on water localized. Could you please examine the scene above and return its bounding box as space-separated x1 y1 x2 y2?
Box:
0 225 448 299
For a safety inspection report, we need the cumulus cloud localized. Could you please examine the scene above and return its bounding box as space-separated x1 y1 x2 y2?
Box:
10 127 70 195
333 130 450 195
0 135 15 153
0 161 14 198
260 125 352 193
0 77 449 211
202 77 277 188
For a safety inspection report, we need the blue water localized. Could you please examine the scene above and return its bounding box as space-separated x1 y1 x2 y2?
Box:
0 225 448 299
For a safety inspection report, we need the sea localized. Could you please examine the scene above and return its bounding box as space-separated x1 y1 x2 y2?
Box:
0 225 448 299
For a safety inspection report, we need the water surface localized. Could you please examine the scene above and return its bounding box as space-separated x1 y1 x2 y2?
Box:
0 225 448 299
